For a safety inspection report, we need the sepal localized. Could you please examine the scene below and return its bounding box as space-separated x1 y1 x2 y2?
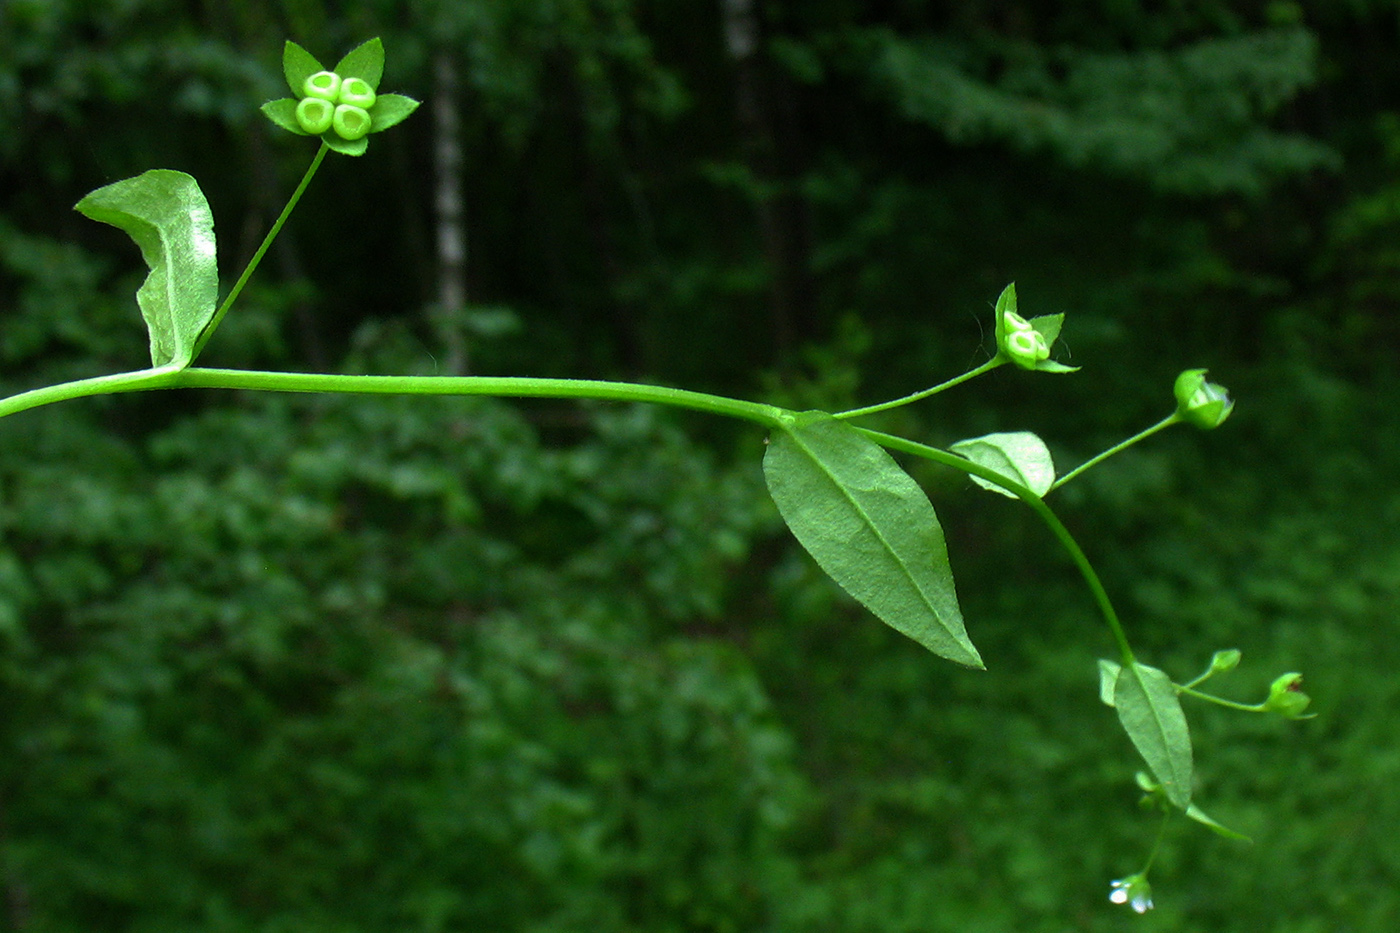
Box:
367 94 420 133
261 98 308 135
1263 672 1314 719
282 41 326 98
333 37 385 91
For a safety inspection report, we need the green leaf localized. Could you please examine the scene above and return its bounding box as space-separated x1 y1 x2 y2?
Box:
1098 659 1121 707
283 40 325 97
1113 662 1193 809
322 133 369 157
368 94 421 133
334 37 385 91
261 98 308 135
763 413 982 668
950 431 1056 498
1186 802 1252 842
75 169 218 369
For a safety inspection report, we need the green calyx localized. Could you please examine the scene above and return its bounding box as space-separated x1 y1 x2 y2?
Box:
260 38 421 156
1210 648 1242 673
1174 368 1234 429
1264 672 1313 718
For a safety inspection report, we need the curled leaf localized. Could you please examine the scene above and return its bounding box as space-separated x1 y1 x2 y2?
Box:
950 431 1056 498
75 169 218 369
1098 659 1121 707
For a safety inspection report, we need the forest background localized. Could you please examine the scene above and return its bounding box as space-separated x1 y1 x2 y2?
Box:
1 0 1397 930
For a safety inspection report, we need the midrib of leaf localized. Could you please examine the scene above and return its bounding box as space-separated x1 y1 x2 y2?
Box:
785 424 947 629
1117 663 1192 809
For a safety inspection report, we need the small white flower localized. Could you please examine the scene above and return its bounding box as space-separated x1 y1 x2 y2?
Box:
1109 875 1154 914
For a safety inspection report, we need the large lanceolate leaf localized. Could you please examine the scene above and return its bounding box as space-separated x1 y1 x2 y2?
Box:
763 413 982 668
75 170 218 369
1113 662 1194 809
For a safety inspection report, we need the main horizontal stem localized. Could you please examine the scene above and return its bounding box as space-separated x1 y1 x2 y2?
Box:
0 365 1128 657
0 366 787 428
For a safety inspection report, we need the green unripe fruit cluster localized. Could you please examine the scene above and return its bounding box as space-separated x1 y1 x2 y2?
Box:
295 70 375 140
1001 310 1051 369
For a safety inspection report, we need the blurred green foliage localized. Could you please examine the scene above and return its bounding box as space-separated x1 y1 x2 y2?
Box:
2 0 1399 929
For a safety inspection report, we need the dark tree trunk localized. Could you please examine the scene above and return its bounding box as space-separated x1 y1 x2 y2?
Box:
434 50 469 374
720 0 816 369
0 791 29 931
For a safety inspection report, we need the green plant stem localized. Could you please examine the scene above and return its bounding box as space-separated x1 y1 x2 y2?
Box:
0 366 787 428
0 366 185 419
854 426 1136 664
1141 810 1171 875
189 142 330 362
1174 684 1264 713
1181 659 1222 690
0 363 1127 660
1050 413 1181 491
835 357 1004 420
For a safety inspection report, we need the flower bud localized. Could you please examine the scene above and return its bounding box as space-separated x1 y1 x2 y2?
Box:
337 76 377 109
1210 648 1242 674
332 104 372 140
302 70 342 102
1174 368 1234 429
1264 672 1312 718
1001 311 1051 369
294 96 335 135
1109 874 1154 914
